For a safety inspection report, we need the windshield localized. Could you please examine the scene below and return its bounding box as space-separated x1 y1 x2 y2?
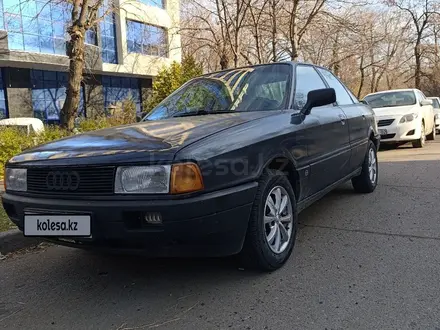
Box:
364 91 416 108
145 64 291 120
431 98 440 109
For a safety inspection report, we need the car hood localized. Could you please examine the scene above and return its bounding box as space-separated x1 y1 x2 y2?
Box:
9 112 274 165
372 105 418 118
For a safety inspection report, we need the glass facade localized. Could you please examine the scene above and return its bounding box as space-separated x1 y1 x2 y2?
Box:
0 0 115 59
138 0 164 8
100 13 118 63
0 0 165 121
31 70 84 124
0 0 98 55
126 20 168 57
102 76 141 114
0 70 7 119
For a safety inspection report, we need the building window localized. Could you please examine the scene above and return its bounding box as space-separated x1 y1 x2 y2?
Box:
126 20 168 57
100 13 118 63
0 70 7 119
137 0 164 8
31 70 85 124
1 0 98 55
102 76 141 114
85 27 97 46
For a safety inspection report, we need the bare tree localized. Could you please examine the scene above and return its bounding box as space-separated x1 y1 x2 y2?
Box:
281 0 327 61
59 0 120 130
387 0 437 89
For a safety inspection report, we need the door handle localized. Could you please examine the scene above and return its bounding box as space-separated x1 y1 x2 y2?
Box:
338 114 346 125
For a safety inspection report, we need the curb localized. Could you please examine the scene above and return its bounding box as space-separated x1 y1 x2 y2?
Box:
0 229 42 254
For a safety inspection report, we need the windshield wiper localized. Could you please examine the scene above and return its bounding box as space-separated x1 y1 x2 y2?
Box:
172 110 237 118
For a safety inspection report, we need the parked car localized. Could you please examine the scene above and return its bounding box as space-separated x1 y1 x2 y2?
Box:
428 97 440 133
363 89 435 148
2 62 380 271
0 117 44 135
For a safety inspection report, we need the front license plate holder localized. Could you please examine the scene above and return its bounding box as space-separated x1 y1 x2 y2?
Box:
24 214 91 237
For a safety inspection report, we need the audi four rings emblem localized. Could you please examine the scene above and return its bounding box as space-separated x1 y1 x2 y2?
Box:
46 171 80 191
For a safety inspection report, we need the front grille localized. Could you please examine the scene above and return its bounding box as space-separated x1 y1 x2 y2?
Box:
381 134 396 139
27 167 115 196
378 119 395 127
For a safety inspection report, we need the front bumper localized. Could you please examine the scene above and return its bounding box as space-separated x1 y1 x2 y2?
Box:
376 116 421 142
2 182 258 257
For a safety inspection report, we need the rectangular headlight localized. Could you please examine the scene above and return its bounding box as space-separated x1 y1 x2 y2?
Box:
115 166 171 194
5 168 27 192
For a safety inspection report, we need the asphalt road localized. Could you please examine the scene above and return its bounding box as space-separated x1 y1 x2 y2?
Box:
2 142 440 330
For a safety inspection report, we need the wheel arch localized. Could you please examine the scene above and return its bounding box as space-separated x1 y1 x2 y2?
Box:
262 155 300 201
368 126 379 150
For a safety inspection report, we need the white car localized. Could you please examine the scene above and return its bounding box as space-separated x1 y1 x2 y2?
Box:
428 97 440 133
363 89 435 148
0 117 45 135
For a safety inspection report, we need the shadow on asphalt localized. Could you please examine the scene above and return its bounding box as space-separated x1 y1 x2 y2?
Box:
3 155 440 329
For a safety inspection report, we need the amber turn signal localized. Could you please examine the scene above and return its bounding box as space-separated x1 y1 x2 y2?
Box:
170 163 204 194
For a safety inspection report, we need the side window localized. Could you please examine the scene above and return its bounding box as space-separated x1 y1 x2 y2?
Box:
294 66 327 110
416 90 425 101
317 68 354 106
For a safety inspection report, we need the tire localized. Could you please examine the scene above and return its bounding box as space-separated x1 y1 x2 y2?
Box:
240 169 298 271
427 122 436 140
412 122 426 148
352 140 378 193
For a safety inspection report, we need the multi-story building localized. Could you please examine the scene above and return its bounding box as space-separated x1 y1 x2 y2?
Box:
0 0 181 123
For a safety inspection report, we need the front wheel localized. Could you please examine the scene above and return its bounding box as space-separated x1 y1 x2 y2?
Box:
352 140 378 193
412 122 426 148
240 170 297 271
427 122 436 141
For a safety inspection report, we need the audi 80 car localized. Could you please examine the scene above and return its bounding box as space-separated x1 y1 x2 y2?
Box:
2 62 380 271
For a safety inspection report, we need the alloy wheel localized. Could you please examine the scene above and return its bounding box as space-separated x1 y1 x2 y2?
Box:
368 147 377 184
264 186 293 254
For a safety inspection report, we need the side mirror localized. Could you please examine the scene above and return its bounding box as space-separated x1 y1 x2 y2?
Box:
360 99 369 105
421 99 433 107
301 88 336 115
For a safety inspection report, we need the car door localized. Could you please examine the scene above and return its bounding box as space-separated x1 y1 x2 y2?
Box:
316 68 369 172
293 65 350 197
417 90 434 134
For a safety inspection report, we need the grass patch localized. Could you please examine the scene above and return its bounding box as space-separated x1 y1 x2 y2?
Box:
0 204 15 232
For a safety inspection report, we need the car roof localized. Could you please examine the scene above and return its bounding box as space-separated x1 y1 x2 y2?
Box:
364 89 418 97
200 61 332 78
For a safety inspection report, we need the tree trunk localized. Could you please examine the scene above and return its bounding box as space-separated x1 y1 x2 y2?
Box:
220 50 229 70
61 25 85 131
271 0 277 62
289 1 299 61
357 57 365 98
414 41 422 89
374 70 384 92
331 34 340 75
290 37 299 61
